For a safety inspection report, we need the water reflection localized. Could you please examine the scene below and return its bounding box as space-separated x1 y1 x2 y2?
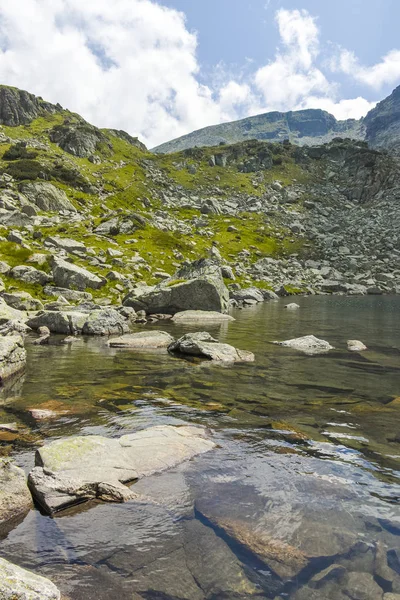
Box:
0 296 399 598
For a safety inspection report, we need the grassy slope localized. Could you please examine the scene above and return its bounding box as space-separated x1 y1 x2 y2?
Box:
0 114 315 298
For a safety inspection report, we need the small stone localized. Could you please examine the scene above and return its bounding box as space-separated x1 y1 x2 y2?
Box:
347 340 367 352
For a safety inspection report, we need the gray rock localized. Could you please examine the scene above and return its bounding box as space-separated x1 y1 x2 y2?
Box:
273 334 334 355
45 236 87 253
124 258 229 314
51 256 106 291
10 265 52 286
285 302 300 310
168 332 255 362
0 557 60 600
19 182 76 212
28 425 215 514
43 285 93 302
0 335 26 381
27 311 88 335
0 459 32 532
0 85 62 126
172 310 235 324
1 291 43 312
82 308 129 336
230 286 264 303
108 330 174 349
0 298 27 325
0 260 11 275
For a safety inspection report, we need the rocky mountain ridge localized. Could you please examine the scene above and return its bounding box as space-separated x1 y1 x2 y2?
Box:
152 84 400 155
0 83 398 333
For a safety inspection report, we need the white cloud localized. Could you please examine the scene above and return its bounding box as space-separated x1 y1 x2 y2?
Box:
0 2 394 146
333 48 400 89
302 96 377 120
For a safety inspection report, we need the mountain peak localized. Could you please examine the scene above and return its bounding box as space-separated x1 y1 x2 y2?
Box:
0 85 63 127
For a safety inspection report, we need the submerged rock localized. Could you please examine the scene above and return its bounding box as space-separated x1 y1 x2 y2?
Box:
168 332 255 363
28 425 215 514
347 339 368 352
108 330 174 349
0 335 26 381
0 557 60 600
273 334 334 355
285 303 300 310
123 258 229 314
172 310 235 324
0 459 32 533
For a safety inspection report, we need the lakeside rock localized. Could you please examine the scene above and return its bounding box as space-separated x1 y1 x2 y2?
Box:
81 308 130 336
108 330 174 349
28 425 215 514
172 310 235 324
0 459 32 533
0 557 60 600
273 334 334 355
123 259 229 314
27 308 130 336
0 335 26 381
168 331 255 362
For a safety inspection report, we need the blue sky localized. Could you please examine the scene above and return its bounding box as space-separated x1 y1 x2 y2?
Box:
162 0 400 102
0 0 399 146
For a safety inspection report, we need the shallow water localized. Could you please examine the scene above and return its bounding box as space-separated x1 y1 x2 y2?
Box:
1 296 400 599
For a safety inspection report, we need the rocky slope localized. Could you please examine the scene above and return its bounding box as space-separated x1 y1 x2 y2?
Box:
153 84 400 155
0 83 398 332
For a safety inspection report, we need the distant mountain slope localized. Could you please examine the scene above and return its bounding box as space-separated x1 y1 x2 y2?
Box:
152 85 400 155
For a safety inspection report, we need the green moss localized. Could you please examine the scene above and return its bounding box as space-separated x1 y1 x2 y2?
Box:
165 278 187 287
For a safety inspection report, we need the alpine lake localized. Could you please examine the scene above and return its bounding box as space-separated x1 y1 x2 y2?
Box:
0 295 399 600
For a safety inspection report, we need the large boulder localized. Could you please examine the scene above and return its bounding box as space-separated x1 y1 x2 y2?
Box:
273 334 334 355
45 236 87 254
43 285 92 302
168 332 255 363
51 256 106 291
230 287 264 303
27 310 88 335
81 308 129 336
19 182 76 212
0 557 60 600
10 265 52 286
0 459 32 533
108 330 174 349
28 425 215 514
0 335 26 381
0 298 27 325
123 259 229 314
1 291 43 312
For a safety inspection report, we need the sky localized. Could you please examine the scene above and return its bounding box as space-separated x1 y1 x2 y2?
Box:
0 0 399 148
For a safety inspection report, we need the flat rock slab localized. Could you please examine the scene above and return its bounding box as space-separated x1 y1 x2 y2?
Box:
273 334 334 355
108 330 174 349
168 331 255 363
0 459 32 532
172 310 235 324
0 335 26 382
0 557 60 600
28 425 215 514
